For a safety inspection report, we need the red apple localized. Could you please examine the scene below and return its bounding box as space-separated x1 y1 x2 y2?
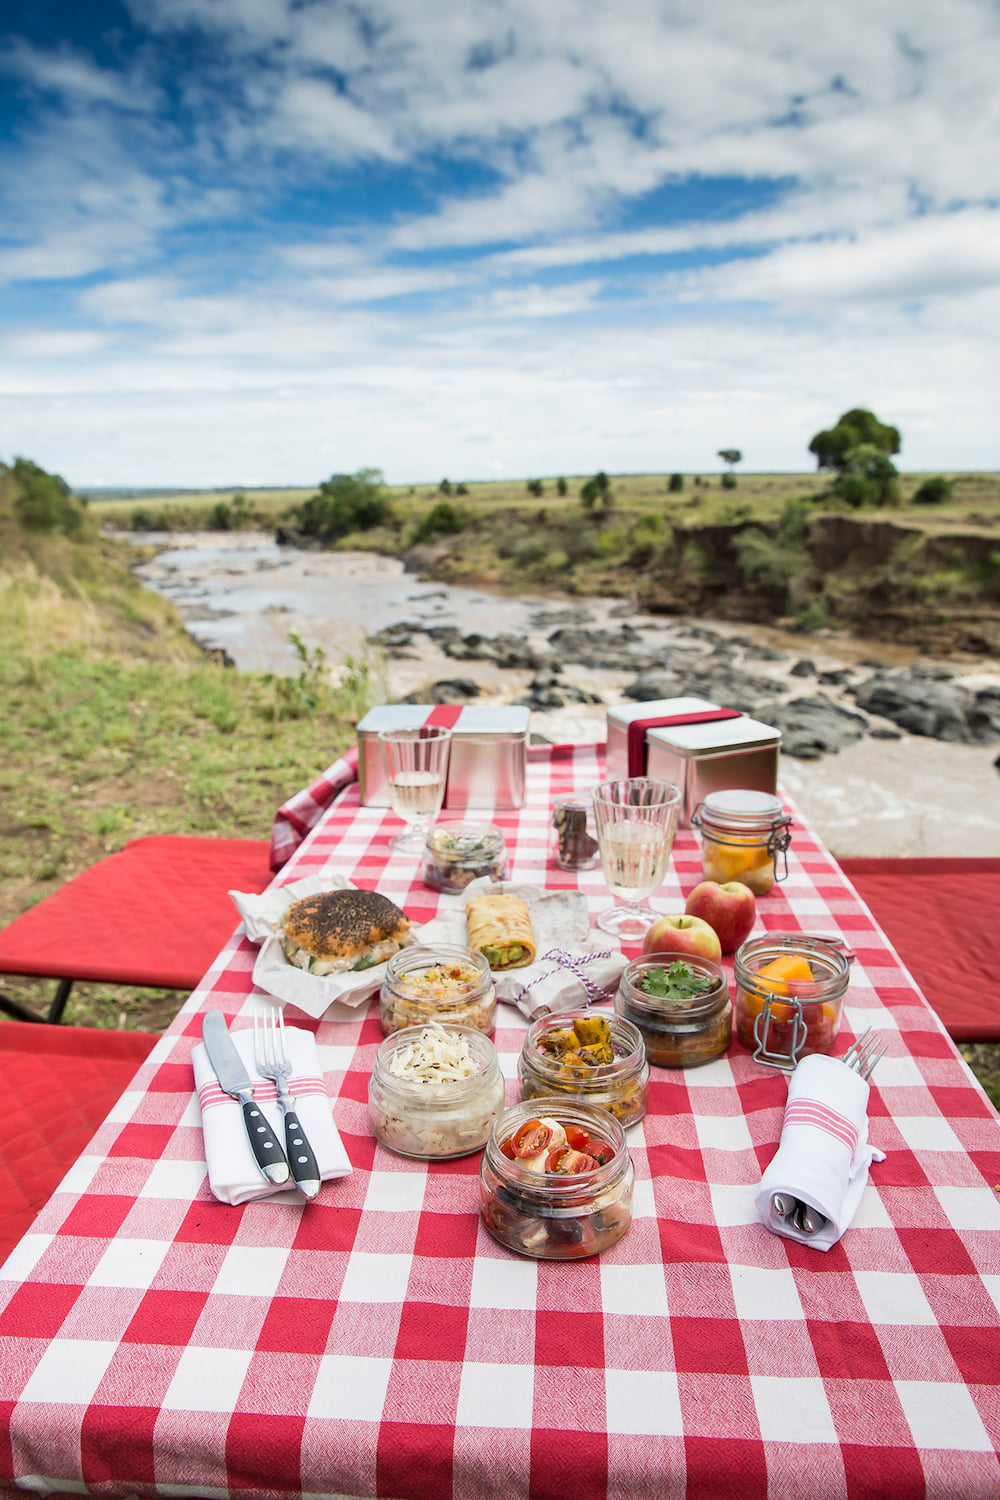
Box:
641 913 722 964
684 880 756 954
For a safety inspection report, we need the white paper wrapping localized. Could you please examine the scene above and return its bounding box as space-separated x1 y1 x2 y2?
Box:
230 874 451 1020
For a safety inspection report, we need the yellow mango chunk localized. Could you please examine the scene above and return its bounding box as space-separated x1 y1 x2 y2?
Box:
755 954 815 996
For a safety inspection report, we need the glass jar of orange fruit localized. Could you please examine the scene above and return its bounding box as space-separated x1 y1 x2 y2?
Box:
691 790 792 895
733 934 853 1070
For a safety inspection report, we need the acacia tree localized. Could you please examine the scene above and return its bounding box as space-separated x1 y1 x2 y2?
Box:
808 409 900 471
718 448 742 473
580 471 613 510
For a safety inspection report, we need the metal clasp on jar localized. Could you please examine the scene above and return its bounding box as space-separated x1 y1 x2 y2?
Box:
753 993 808 1070
766 818 793 883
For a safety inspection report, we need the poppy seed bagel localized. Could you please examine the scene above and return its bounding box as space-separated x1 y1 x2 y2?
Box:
281 888 410 962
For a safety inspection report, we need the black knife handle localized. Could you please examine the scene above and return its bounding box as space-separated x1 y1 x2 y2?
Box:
242 1099 289 1183
282 1108 321 1198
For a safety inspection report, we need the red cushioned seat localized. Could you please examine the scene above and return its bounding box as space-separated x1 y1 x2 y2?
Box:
837 858 1000 1043
0 835 272 1021
0 1022 158 1266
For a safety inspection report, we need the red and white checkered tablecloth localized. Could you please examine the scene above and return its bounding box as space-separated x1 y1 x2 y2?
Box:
2 742 999 1500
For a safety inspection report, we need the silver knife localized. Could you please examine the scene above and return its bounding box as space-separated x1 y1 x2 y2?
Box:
202 1012 289 1185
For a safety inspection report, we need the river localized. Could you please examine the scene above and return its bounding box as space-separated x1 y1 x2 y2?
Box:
131 531 1000 859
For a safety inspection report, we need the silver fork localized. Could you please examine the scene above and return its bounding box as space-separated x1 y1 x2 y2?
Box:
842 1027 887 1081
254 1007 321 1199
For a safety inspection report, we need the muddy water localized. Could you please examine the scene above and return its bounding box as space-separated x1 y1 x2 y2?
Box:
132 531 1000 859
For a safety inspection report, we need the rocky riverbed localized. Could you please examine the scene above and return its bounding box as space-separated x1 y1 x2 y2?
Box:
132 532 1000 858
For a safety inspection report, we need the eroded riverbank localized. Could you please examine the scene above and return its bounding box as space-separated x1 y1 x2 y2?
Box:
132 531 1000 858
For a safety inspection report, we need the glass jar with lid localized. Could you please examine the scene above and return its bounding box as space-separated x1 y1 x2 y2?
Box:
691 789 792 895
421 822 508 894
616 954 732 1068
369 1022 505 1159
550 796 600 870
380 944 496 1035
479 1097 634 1259
517 1009 649 1128
733 933 853 1070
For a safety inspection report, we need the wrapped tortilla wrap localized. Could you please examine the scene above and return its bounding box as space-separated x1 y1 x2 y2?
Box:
466 892 536 970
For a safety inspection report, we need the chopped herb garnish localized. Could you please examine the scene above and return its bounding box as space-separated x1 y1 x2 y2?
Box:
640 961 715 1003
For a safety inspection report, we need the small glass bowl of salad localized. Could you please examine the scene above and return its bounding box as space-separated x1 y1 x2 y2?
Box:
369 1022 505 1159
616 955 731 1068
479 1098 634 1260
421 822 508 894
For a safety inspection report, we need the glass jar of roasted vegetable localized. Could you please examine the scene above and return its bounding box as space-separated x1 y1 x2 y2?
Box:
691 789 792 895
733 933 853 1070
480 1097 634 1260
616 955 731 1068
517 1009 649 1127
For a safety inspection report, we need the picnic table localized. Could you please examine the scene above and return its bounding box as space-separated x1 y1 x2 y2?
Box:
1 742 998 1500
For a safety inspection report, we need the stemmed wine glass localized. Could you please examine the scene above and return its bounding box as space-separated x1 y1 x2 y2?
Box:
379 725 452 853
591 777 682 939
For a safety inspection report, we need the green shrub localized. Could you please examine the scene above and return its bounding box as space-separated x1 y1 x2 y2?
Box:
721 472 737 489
794 597 829 632
411 501 465 545
295 468 392 543
913 475 953 505
668 473 684 493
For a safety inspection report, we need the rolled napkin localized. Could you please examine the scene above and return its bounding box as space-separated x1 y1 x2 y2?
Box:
193 1022 352 1205
755 1052 886 1252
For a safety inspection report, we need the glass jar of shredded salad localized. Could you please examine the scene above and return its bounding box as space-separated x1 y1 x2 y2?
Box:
421 822 508 894
369 1022 505 1159
380 944 496 1035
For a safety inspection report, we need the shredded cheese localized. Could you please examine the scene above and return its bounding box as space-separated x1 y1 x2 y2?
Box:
386 1023 482 1084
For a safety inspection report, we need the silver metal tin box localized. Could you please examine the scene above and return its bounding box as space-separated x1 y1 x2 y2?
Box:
357 704 530 809
606 697 781 826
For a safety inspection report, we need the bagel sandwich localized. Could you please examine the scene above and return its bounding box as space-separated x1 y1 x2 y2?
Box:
280 888 411 975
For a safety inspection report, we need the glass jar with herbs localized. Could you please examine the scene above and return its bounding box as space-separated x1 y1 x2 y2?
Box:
616 955 732 1068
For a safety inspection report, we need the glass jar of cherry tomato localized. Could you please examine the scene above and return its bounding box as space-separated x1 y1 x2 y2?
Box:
733 934 853 1070
479 1098 634 1260
517 1009 649 1128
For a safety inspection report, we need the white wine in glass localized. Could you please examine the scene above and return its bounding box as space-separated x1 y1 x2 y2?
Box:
592 777 681 939
379 726 452 852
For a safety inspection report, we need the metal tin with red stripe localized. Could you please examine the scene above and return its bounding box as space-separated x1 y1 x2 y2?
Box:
605 697 781 826
357 704 530 809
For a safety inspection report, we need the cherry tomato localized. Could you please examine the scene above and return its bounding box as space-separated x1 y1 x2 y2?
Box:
545 1147 599 1174
563 1125 591 1152
499 1136 517 1160
587 1137 614 1165
511 1119 554 1158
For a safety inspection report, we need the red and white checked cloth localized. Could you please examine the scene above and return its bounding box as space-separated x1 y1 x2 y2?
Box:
2 741 999 1500
269 745 359 870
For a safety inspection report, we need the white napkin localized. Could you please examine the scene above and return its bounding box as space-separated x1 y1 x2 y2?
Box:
755 1052 886 1252
460 879 627 1021
193 1022 352 1205
230 873 451 1020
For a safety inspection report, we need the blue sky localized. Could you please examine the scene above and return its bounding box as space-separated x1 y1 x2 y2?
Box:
1 0 998 488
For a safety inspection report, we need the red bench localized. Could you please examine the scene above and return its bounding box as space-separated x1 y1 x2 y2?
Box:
0 1022 159 1266
0 834 272 1023
837 857 1000 1044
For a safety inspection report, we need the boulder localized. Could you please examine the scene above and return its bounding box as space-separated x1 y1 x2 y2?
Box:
760 696 869 759
851 672 993 742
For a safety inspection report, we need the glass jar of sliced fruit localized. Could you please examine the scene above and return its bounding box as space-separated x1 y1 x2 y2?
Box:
733 934 853 1070
691 790 792 895
517 1009 649 1127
